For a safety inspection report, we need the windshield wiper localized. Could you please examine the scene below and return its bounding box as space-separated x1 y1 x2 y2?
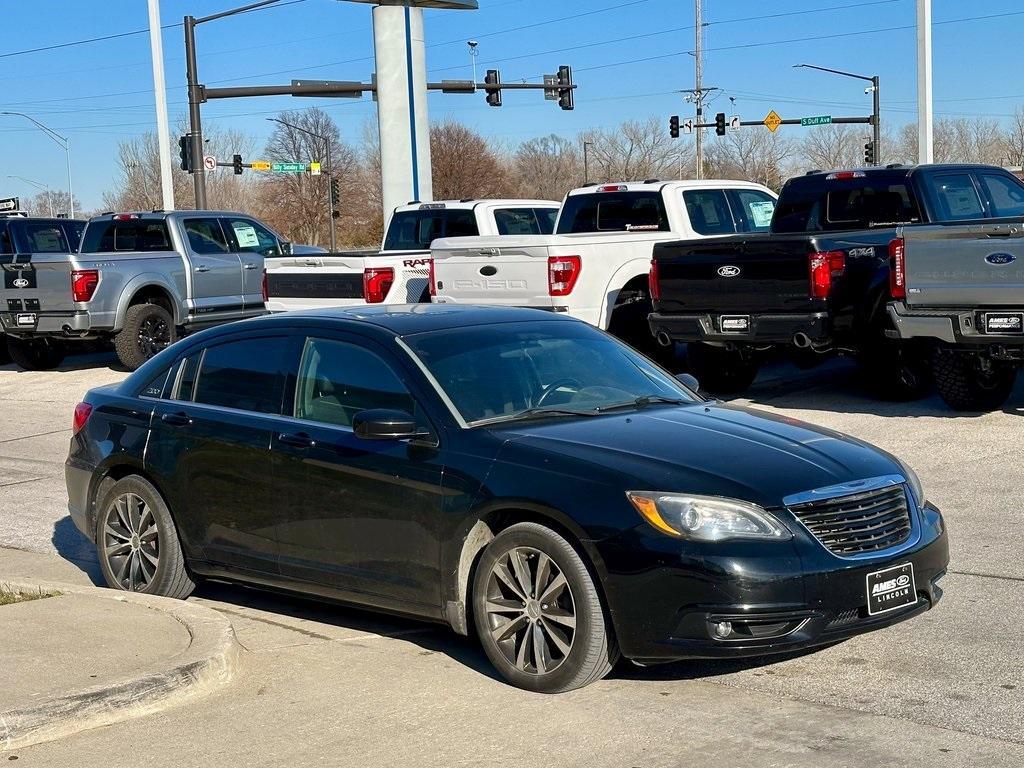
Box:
479 407 600 426
595 395 689 413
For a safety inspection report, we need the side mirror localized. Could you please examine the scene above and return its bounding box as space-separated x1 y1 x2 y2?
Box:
279 241 292 256
676 373 701 392
352 409 427 441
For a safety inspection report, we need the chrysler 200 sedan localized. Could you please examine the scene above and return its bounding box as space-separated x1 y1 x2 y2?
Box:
66 306 948 693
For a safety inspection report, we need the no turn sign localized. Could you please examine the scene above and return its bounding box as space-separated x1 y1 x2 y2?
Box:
203 155 217 171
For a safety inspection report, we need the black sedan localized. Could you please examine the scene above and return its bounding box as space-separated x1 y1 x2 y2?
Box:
66 306 948 693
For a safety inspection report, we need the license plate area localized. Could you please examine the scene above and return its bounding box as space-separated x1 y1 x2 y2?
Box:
719 315 750 334
983 312 1024 335
16 313 37 328
866 562 916 616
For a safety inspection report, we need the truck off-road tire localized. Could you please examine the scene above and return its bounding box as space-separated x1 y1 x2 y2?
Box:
686 342 760 394
0 334 10 365
472 522 619 693
6 337 66 371
932 348 1018 412
114 303 177 371
859 340 931 401
609 299 679 370
95 475 195 599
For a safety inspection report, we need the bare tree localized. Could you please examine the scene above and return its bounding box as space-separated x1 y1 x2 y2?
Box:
511 134 580 200
582 118 692 182
799 124 869 172
895 117 1007 165
429 120 516 200
704 129 793 190
27 190 81 218
1003 108 1024 167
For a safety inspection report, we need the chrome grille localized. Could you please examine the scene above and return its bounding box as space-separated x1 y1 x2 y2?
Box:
787 484 912 556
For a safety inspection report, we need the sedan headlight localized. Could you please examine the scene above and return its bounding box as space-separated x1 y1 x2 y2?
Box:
896 459 926 508
626 492 792 542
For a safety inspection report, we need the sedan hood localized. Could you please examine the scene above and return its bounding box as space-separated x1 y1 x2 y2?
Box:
492 403 901 508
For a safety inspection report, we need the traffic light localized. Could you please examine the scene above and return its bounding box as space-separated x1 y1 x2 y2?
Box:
864 140 876 165
557 66 574 111
330 178 340 208
232 154 243 175
484 69 502 108
669 115 680 139
178 135 194 173
715 112 727 137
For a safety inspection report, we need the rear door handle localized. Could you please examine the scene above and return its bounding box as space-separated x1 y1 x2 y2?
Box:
194 265 211 273
244 263 258 270
161 412 193 427
278 432 316 449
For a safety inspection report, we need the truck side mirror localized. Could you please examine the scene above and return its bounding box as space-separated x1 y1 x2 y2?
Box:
279 241 292 256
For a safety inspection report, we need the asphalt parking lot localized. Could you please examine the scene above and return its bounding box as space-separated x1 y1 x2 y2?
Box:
1 347 1022 766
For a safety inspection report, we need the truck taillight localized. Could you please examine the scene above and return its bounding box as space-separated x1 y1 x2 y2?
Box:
427 258 436 297
648 259 661 301
548 255 581 297
262 268 269 303
71 269 99 303
72 402 93 435
889 238 906 299
808 251 845 299
364 267 394 304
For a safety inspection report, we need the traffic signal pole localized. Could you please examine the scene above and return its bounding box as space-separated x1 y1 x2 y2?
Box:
184 15 206 208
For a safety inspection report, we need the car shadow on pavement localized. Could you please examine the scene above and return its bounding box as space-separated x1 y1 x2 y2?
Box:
51 516 104 585
611 643 838 684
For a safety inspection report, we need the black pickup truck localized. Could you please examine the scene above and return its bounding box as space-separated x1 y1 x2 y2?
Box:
648 164 1024 398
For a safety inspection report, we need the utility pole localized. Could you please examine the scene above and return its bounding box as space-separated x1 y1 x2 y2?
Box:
148 0 175 210
917 0 933 163
694 0 703 180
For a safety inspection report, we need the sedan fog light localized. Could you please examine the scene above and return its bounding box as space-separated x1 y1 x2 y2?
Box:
714 621 733 639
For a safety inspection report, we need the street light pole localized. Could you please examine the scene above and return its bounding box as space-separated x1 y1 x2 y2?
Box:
267 117 336 251
148 0 176 210
7 176 52 216
917 0 933 163
0 111 75 216
793 63 881 164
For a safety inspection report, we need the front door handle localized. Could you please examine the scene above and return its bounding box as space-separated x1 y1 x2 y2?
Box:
161 412 193 427
244 263 258 270
194 265 211 273
278 432 316 449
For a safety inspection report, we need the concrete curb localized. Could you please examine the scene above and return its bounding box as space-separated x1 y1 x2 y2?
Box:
0 579 240 751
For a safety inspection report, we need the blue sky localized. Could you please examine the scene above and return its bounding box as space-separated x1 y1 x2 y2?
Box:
2 0 1023 211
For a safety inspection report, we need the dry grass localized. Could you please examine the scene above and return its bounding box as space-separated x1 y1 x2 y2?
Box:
0 584 57 606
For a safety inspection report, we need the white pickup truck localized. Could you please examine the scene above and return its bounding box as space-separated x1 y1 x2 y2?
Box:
429 180 778 362
265 198 559 312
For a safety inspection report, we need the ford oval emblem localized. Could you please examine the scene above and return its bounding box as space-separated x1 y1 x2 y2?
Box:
717 265 741 278
986 252 1016 265
12 278 29 288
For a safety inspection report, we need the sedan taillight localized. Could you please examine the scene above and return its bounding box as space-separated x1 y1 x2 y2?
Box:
72 402 93 435
71 269 100 303
364 267 395 304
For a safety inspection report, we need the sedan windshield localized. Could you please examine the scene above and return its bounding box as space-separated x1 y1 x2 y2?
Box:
403 321 697 426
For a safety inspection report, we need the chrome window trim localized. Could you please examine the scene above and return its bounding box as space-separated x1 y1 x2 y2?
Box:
394 336 468 429
783 474 921 562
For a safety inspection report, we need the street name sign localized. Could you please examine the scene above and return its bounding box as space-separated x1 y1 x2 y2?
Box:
800 115 833 127
272 162 307 173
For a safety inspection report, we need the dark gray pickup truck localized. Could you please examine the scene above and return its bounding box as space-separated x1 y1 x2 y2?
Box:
648 164 1024 407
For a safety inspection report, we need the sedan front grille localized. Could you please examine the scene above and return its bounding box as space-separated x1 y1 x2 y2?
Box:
787 484 912 556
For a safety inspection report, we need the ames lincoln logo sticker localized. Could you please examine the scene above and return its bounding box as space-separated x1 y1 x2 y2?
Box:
717 265 741 278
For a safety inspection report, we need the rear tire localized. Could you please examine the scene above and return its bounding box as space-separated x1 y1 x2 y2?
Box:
95 475 195 599
858 317 931 401
686 342 760 394
472 522 619 693
114 303 177 371
6 337 65 371
608 298 678 369
932 348 1017 412
0 334 10 365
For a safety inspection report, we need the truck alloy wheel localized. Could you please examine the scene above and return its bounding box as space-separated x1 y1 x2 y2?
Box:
115 303 177 371
6 337 65 371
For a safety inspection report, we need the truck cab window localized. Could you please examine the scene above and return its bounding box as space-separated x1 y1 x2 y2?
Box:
22 224 69 253
931 174 986 221
184 218 230 255
225 218 281 257
81 221 172 253
683 190 736 236
557 192 669 234
979 173 1024 218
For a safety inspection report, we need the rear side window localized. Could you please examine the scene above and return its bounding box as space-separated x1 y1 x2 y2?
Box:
13 223 72 253
183 218 230 254
774 177 920 232
0 225 12 255
729 190 777 232
493 208 558 235
80 220 172 253
192 336 292 415
979 173 1024 218
383 209 479 250
683 190 736 236
556 192 668 234
931 174 985 221
66 222 86 250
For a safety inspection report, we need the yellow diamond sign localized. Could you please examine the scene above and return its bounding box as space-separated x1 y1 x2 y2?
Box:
763 110 783 133
250 161 272 171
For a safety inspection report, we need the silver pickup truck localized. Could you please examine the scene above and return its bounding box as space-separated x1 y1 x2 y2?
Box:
888 221 1024 410
0 210 276 371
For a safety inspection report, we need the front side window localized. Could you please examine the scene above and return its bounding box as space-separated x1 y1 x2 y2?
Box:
683 190 736 236
80 220 171 253
979 173 1024 218
405 321 696 425
225 218 281 257
557 192 669 234
191 336 292 414
294 338 415 428
931 174 985 221
184 218 230 254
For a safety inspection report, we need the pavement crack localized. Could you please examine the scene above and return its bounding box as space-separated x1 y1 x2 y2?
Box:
0 428 71 444
947 568 1024 584
210 607 334 641
0 476 52 489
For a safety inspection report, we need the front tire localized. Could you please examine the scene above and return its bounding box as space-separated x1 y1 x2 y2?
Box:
472 523 618 693
686 342 760 394
95 475 195 599
6 337 65 371
932 348 1017 412
114 303 177 371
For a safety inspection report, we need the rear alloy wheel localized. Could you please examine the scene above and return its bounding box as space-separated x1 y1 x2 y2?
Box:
473 523 618 693
114 303 177 371
6 337 65 371
932 348 1018 412
686 342 759 394
96 476 195 598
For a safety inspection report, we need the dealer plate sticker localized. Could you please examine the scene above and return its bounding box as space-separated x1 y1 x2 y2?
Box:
866 563 916 616
984 312 1024 334
720 315 750 333
16 313 37 327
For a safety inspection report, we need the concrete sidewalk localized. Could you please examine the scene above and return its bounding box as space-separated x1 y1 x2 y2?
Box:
0 549 239 751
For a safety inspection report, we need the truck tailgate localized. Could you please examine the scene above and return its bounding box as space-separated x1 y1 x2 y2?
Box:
654 236 816 314
1 253 77 317
432 237 557 308
265 252 370 311
903 223 1024 307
